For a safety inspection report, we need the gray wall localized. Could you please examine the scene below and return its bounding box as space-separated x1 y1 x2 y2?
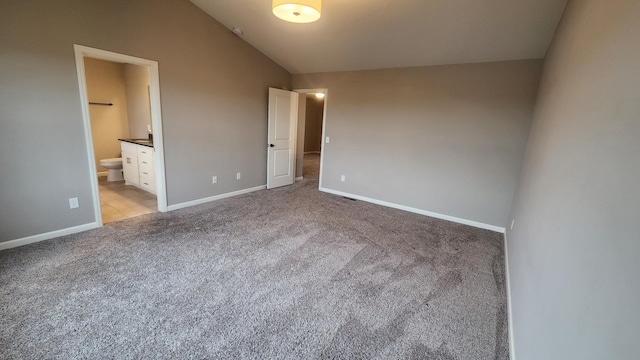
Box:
293 60 542 228
304 96 324 153
506 0 640 358
124 64 152 139
0 0 290 243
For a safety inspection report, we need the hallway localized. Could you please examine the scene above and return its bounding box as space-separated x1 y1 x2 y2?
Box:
302 153 320 180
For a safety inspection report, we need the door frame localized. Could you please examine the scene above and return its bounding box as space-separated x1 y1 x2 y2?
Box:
293 88 328 189
73 44 168 227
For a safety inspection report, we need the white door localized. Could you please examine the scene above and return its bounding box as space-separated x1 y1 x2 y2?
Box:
267 88 298 189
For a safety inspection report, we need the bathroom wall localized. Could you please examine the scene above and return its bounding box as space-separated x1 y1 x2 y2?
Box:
304 95 324 153
84 58 130 173
124 64 152 139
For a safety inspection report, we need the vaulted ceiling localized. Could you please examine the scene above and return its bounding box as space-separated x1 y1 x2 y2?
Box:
190 0 568 74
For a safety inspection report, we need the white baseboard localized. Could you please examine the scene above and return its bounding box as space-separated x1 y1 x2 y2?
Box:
304 151 321 154
319 187 506 233
503 233 516 360
167 185 266 212
295 176 304 182
0 222 100 251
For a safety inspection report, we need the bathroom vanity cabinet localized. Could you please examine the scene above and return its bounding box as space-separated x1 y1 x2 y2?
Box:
121 140 156 194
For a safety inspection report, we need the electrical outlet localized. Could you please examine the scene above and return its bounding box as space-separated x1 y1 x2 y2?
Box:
212 176 217 184
340 175 346 182
325 137 330 143
69 197 79 209
236 172 241 180
510 219 515 230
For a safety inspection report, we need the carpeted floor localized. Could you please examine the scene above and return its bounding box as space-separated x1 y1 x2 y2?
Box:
0 155 509 359
303 153 321 180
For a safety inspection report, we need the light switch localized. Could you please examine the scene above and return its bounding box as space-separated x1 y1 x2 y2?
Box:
326 137 330 143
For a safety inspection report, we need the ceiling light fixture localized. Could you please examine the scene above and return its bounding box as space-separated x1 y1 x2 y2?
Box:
315 92 325 99
272 0 321 23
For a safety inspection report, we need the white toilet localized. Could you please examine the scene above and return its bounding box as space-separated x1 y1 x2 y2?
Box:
99 158 124 181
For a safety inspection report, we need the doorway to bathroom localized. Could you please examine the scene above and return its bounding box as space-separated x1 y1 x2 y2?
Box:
74 45 168 226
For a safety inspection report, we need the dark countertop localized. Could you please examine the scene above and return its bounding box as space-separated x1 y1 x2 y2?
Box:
119 138 154 148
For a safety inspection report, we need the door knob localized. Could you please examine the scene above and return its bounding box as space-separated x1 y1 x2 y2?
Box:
269 144 275 147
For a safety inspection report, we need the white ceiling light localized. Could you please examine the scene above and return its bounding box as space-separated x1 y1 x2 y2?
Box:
315 93 325 99
272 0 321 23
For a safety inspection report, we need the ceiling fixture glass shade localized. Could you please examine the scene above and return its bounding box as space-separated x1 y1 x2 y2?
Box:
315 93 325 99
272 0 322 23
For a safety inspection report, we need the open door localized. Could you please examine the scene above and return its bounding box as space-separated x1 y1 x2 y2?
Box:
267 88 298 189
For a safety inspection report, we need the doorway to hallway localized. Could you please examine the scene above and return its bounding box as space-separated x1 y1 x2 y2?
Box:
301 93 324 180
294 88 327 187
302 153 320 180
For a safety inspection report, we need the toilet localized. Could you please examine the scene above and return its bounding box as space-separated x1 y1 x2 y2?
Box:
99 158 124 181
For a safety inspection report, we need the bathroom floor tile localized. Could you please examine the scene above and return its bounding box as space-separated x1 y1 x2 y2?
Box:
101 204 128 224
98 177 157 224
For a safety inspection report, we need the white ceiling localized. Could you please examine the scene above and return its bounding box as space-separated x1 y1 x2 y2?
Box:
190 0 568 74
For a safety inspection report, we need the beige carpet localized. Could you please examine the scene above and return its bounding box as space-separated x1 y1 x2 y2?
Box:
0 159 508 359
